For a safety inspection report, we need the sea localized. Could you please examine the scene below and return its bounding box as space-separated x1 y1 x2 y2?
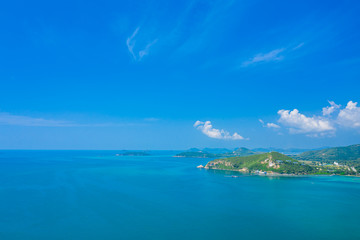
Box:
1 150 360 240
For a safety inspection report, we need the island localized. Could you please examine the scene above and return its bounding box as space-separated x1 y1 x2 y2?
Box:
202 151 359 176
116 151 151 156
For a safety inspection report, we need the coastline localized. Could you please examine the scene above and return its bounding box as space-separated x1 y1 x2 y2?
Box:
198 166 360 177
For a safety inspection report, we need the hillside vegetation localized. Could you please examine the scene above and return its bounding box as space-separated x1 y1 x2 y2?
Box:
204 152 356 175
295 144 360 161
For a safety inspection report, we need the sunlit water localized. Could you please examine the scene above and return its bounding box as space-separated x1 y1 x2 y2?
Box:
1 151 360 240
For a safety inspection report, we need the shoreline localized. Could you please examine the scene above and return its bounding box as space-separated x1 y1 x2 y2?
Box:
198 166 360 177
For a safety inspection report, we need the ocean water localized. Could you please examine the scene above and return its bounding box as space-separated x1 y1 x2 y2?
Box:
1 151 360 240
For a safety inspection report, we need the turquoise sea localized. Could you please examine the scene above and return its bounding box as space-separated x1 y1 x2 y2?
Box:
1 150 360 240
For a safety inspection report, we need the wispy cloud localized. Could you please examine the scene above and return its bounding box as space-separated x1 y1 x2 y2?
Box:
259 119 280 128
126 27 158 61
0 113 73 127
242 48 285 67
144 117 160 122
0 112 148 127
241 42 305 67
126 27 139 60
122 1 235 63
194 120 247 140
169 0 235 57
292 42 305 50
139 39 158 59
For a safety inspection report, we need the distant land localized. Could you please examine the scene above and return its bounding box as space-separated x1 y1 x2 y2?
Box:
187 144 360 176
174 147 257 158
116 151 151 156
252 147 328 155
174 146 320 158
294 144 360 162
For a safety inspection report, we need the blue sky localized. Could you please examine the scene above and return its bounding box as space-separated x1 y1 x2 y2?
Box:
1 0 360 149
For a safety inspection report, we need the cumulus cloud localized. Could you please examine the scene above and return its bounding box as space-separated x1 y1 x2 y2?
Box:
259 119 280 129
194 120 246 140
242 48 285 67
274 100 360 136
322 101 341 116
337 101 360 128
126 27 157 61
277 109 334 134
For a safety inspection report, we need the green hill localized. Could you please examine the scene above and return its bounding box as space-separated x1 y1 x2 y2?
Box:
251 147 322 155
232 147 257 156
203 152 356 175
295 144 360 162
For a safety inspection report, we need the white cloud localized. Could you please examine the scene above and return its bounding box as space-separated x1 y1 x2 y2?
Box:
277 109 334 134
322 101 340 116
242 48 285 67
126 27 157 61
337 101 360 128
272 100 360 137
259 119 280 128
194 120 246 140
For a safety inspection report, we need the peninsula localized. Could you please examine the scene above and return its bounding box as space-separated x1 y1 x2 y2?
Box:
201 151 359 176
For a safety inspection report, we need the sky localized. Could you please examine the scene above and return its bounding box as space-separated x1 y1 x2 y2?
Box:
1 0 360 150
